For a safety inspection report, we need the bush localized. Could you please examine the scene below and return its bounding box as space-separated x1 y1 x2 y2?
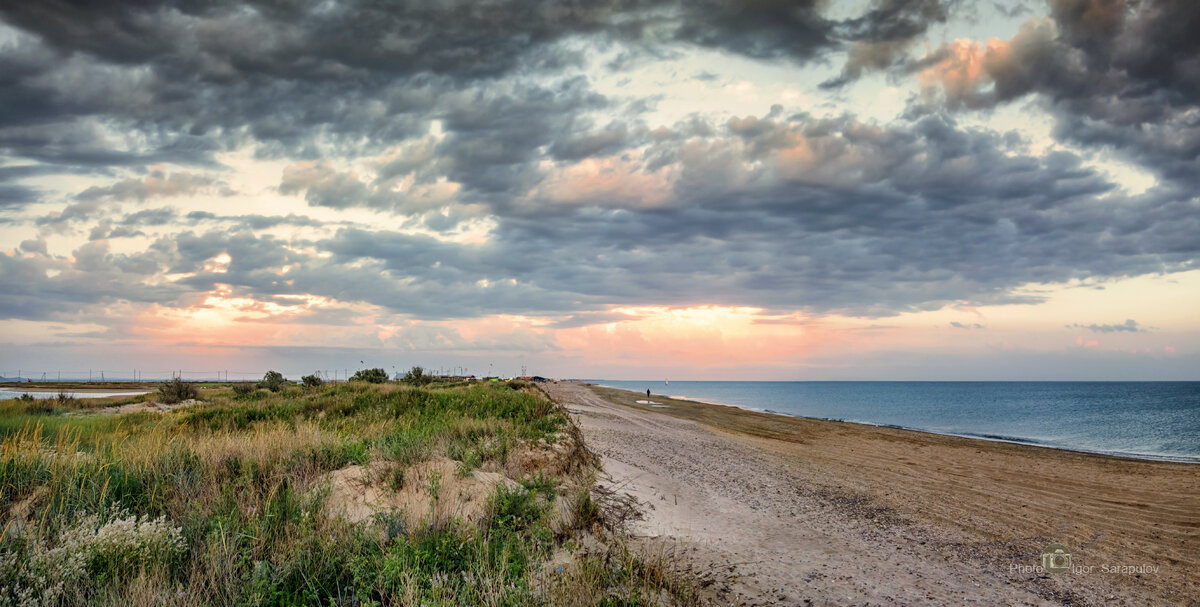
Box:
301 374 324 388
258 370 286 392
15 393 57 415
158 378 198 404
350 368 389 384
0 510 186 605
487 484 544 534
401 366 431 386
231 383 255 397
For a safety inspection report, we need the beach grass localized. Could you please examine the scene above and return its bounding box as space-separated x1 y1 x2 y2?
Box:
0 379 701 606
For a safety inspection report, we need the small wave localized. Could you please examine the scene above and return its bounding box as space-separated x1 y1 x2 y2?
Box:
965 433 1046 445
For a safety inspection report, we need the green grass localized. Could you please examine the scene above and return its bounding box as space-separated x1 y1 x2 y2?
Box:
0 380 700 606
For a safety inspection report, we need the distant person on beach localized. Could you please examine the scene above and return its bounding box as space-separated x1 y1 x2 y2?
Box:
646 388 651 398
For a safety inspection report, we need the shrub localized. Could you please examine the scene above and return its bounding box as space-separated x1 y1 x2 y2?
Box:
231 382 256 397
350 368 389 384
487 485 543 534
158 378 198 404
258 370 286 392
301 374 324 388
0 510 186 605
387 467 406 491
401 366 431 386
54 391 78 406
15 393 56 415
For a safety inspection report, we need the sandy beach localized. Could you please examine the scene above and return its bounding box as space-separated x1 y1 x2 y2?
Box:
544 381 1200 606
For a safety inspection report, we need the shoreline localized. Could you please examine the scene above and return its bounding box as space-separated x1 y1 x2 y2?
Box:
558 380 1200 605
586 380 1200 465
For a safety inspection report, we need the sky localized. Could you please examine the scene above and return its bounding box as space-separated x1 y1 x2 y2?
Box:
1 0 1199 381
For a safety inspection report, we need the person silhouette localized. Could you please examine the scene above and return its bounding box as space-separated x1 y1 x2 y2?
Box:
646 388 651 398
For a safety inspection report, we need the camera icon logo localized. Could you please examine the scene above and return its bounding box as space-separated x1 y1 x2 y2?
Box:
1041 544 1072 574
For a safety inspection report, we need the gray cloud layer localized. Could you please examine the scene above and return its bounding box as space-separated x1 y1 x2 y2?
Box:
1 0 1198 330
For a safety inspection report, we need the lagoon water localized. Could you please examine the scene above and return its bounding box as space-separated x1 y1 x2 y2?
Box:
0 387 152 400
591 380 1200 462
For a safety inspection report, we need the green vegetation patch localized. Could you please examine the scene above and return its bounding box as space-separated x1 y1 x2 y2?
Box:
0 380 699 606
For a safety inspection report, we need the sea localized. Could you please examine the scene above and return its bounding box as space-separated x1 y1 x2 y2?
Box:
590 380 1200 463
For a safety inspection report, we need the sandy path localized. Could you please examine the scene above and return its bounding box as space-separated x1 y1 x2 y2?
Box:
545 381 1198 606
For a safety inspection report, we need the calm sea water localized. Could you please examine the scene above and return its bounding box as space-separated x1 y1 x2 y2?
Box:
590 381 1200 462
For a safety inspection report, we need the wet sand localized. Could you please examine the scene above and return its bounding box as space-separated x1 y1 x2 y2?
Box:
544 381 1200 606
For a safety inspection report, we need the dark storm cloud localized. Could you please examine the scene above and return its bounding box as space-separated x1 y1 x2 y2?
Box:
914 0 1200 188
547 122 635 161
0 1 642 83
0 241 178 320
672 0 832 60
0 0 947 253
241 111 1188 319
83 207 178 239
481 110 1193 316
2 0 1199 330
35 199 106 227
1068 319 1145 333
77 171 227 201
0 166 56 210
822 0 955 87
435 77 609 195
89 224 145 240
120 207 177 226
184 211 330 230
275 76 613 212
18 238 47 254
138 228 595 320
0 0 941 174
0 184 38 209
